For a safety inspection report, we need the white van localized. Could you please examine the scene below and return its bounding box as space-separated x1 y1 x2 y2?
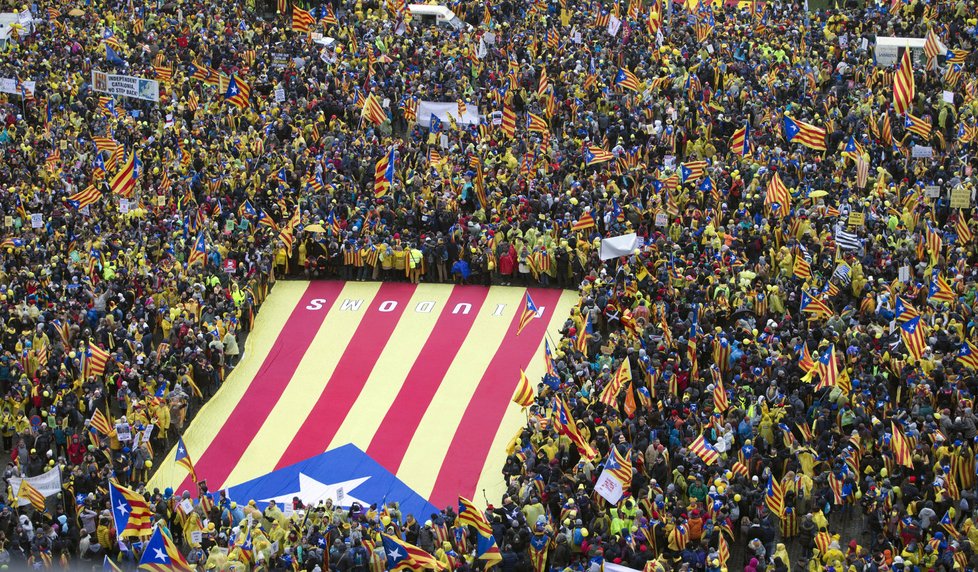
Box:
407 4 470 31
874 36 945 67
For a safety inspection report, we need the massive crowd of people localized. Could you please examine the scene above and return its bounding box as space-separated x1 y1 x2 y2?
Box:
0 0 976 567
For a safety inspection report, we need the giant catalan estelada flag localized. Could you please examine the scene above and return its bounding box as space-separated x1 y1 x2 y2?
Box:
149 282 577 510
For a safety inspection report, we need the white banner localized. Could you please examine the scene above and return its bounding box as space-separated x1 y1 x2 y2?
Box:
0 78 35 96
91 70 159 102
594 470 623 504
599 233 639 261
417 101 481 128
8 467 62 506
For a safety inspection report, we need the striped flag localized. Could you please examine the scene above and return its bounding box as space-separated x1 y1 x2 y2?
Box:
615 68 641 91
856 155 869 188
900 316 926 360
108 482 154 538
68 185 102 209
905 112 932 138
104 556 124 572
926 224 943 259
765 473 784 516
956 214 973 244
680 160 708 183
187 233 207 268
83 342 110 379
957 341 978 369
138 525 193 571
928 273 956 303
554 397 597 459
599 360 632 406
224 74 252 110
718 531 730 569
606 446 632 490
765 172 791 210
537 67 550 96
292 6 316 32
730 123 751 156
18 480 46 511
517 292 538 335
798 342 817 374
891 421 914 468
174 437 198 483
362 93 387 126
689 434 719 465
373 147 396 198
571 212 596 232
923 29 944 67
798 291 835 320
893 48 915 115
792 252 812 280
458 497 493 537
835 228 863 251
949 48 970 63
783 115 827 151
382 534 445 571
511 369 534 408
501 106 516 138
109 150 137 198
90 409 113 436
712 367 728 413
583 144 614 166
278 210 300 255
527 112 549 134
815 345 839 390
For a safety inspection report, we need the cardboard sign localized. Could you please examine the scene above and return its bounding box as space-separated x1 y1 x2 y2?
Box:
944 90 955 103
115 422 132 442
30 213 42 228
924 185 941 198
180 498 194 514
191 531 203 544
119 198 129 214
847 212 865 227
274 88 286 103
157 195 166 207
654 212 668 227
282 503 294 517
4 216 12 227
899 265 911 283
911 145 933 158
951 185 971 209
223 259 236 274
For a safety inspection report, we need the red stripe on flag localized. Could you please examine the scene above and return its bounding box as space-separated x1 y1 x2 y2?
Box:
366 286 490 472
427 289 563 507
275 283 418 469
178 281 345 491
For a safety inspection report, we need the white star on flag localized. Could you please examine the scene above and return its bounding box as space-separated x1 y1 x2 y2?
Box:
259 473 369 508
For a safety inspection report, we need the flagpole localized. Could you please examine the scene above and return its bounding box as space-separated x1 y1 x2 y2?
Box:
58 465 66 518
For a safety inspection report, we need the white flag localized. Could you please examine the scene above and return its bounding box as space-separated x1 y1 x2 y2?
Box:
8 467 62 506
599 233 638 261
594 470 624 504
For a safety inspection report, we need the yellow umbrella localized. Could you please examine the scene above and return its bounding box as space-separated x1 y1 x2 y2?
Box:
304 224 326 233
808 190 828 198
67 8 85 16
